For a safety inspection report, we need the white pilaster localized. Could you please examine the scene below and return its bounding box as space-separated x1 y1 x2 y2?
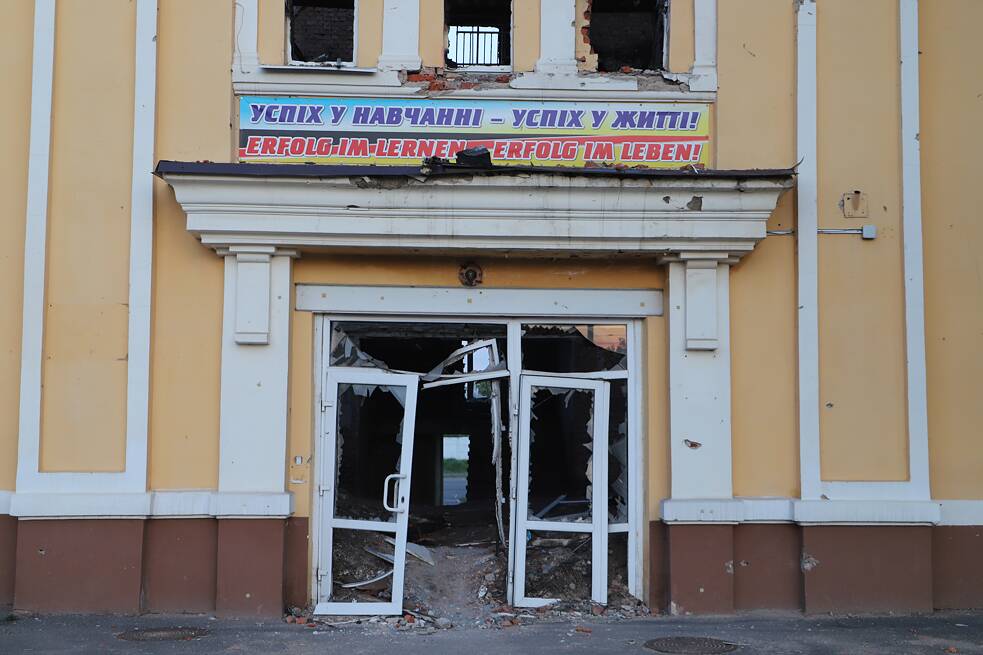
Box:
688 0 718 91
218 248 296 494
377 0 422 71
535 0 578 75
796 0 821 501
899 0 931 499
16 0 57 494
667 255 733 499
233 0 260 72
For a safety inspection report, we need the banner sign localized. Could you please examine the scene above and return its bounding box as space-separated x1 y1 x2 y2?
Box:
238 96 711 169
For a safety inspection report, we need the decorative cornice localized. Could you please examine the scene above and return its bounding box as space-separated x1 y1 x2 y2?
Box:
159 167 793 259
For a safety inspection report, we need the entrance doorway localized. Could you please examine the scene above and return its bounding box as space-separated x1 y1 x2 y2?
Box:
311 317 642 617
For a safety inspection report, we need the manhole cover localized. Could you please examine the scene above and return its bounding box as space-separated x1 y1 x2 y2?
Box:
644 636 738 654
118 627 209 641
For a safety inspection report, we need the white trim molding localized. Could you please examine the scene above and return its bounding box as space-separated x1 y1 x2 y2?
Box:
16 0 158 496
796 0 821 502
158 168 792 258
7 491 293 519
662 498 794 524
796 0 931 503
937 501 983 526
296 285 663 318
794 500 940 526
16 0 57 496
663 498 983 526
9 493 979 526
898 0 931 500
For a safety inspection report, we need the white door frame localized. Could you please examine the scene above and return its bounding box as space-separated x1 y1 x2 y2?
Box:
311 309 648 607
512 375 611 607
312 365 420 616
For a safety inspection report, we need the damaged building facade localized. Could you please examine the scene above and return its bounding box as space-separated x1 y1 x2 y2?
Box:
1 0 982 619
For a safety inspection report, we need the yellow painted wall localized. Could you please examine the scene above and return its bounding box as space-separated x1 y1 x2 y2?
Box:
920 1 983 499
0 1 34 489
512 0 540 73
257 0 283 65
816 0 908 481
356 0 384 69
717 0 798 497
645 317 669 520
419 0 444 68
287 256 666 517
39 0 136 472
667 0 694 74
148 0 233 490
17 0 981 503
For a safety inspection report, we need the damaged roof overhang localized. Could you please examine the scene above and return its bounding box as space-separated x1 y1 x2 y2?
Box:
154 160 794 259
154 159 794 182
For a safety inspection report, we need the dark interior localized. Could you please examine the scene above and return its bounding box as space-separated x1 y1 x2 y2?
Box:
589 0 666 72
288 0 356 64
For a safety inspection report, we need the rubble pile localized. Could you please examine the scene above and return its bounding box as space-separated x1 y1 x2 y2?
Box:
300 526 648 632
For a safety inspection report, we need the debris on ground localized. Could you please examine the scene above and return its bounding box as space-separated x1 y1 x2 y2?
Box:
306 524 648 632
385 537 436 566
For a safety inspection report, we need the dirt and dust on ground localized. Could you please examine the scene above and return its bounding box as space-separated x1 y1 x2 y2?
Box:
294 521 649 634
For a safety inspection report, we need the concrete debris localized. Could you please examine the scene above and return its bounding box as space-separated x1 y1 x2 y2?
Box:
385 537 436 566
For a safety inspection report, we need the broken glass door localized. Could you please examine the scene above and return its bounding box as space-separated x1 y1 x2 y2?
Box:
314 368 419 616
510 375 610 607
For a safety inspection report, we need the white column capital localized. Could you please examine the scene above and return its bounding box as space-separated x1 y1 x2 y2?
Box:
219 248 297 345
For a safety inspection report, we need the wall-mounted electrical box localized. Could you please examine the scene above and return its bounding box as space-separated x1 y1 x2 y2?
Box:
841 190 868 218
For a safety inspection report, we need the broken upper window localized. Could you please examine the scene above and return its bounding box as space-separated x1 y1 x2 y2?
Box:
287 0 356 65
329 321 507 375
444 0 512 68
589 0 666 72
521 324 628 373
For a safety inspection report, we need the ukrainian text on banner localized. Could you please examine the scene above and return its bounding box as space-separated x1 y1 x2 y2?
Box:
238 96 711 169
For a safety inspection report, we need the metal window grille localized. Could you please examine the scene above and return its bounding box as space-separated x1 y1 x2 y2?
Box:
448 25 501 66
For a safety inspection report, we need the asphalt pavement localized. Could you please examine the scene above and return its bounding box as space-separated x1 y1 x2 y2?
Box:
2 610 982 654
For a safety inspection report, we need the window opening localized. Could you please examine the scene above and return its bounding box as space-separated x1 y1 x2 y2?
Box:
288 0 356 65
441 435 470 506
444 0 511 68
589 0 666 72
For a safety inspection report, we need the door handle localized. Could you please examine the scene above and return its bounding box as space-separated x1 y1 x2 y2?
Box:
383 473 406 513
